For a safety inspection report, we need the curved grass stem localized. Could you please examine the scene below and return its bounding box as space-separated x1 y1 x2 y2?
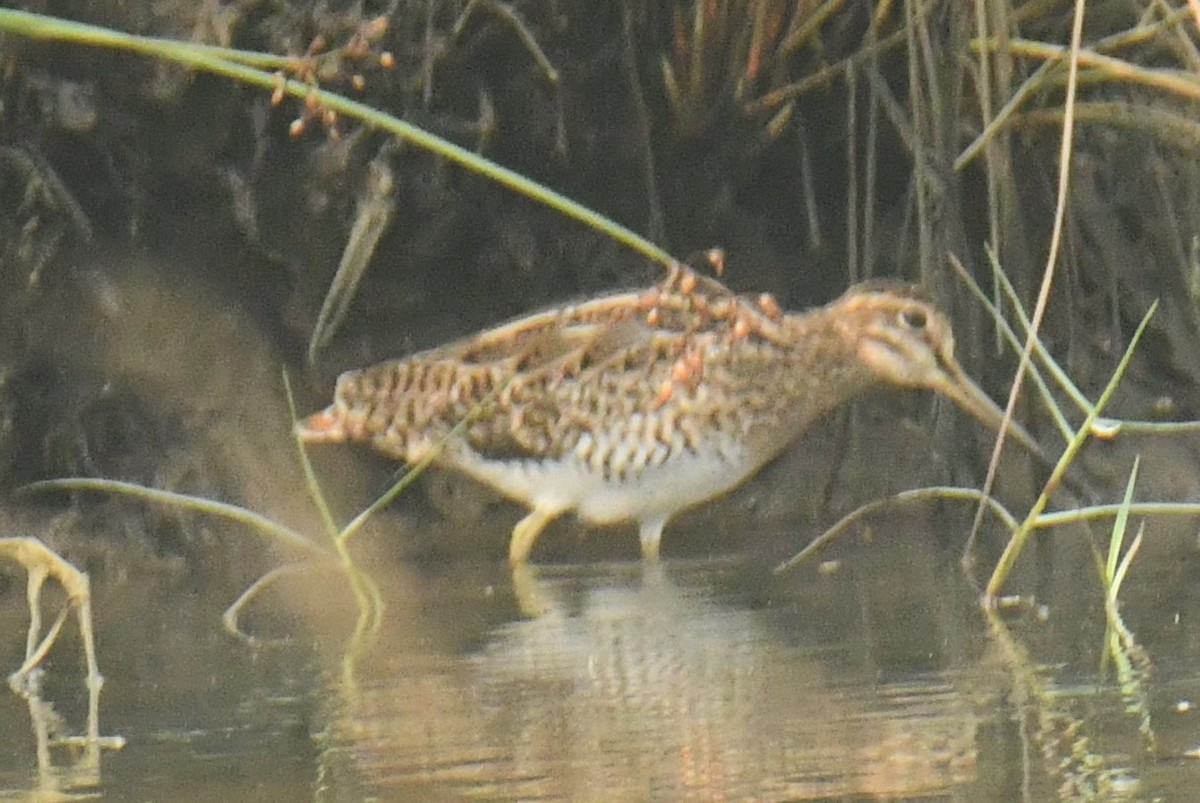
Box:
18 478 328 559
985 301 1158 598
773 486 1020 574
0 8 676 270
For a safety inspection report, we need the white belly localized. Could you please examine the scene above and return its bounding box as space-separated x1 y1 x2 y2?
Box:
451 443 756 526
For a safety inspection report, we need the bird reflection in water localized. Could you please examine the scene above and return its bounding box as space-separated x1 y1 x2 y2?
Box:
332 560 980 800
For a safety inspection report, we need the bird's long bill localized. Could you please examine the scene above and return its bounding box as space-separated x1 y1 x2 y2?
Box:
932 359 1048 462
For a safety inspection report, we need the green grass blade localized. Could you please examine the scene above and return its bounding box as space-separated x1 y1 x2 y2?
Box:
283 370 342 541
1105 455 1140 589
1035 501 1200 527
986 300 1158 598
1110 521 1143 603
19 478 327 558
948 252 1074 440
774 486 1020 574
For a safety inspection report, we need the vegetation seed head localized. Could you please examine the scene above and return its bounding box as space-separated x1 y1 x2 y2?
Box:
363 16 388 40
758 293 782 320
706 248 725 275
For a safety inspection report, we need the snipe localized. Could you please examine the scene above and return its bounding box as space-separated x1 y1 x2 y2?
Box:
298 264 1040 565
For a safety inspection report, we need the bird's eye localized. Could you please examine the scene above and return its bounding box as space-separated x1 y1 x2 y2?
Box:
899 307 927 330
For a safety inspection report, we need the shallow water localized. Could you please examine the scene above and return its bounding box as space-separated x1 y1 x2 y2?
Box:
331 558 986 801
3 511 1200 802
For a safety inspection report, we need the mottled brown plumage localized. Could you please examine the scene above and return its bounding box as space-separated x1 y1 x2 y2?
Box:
299 265 1037 564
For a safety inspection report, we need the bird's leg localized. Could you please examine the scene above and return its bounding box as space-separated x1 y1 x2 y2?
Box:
509 506 561 565
510 563 555 618
637 516 668 561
